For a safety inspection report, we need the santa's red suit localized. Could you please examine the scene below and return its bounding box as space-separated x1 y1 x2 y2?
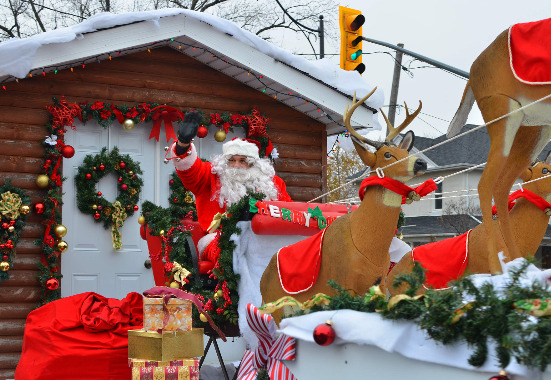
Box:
169 139 291 263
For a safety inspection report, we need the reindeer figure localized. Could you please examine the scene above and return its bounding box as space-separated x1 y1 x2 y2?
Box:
447 20 551 272
387 155 551 295
260 88 425 322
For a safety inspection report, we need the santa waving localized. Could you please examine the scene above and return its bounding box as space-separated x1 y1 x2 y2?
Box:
169 111 292 264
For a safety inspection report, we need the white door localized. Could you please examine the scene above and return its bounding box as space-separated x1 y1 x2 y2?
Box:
61 120 167 299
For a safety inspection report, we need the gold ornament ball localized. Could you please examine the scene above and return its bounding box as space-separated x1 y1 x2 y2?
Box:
20 205 30 215
0 261 9 271
8 226 14 233
138 216 145 225
92 204 98 210
36 174 50 188
169 281 180 289
214 130 227 142
214 289 223 299
57 240 68 253
128 171 133 175
159 230 165 236
122 119 135 131
199 313 208 323
54 224 67 238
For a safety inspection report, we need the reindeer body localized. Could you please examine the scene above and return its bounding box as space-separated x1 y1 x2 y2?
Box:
448 24 551 272
388 162 551 295
261 88 426 322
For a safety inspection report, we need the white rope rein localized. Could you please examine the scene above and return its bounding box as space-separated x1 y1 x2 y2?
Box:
310 91 551 204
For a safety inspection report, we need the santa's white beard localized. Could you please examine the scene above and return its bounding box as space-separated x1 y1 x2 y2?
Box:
211 156 278 207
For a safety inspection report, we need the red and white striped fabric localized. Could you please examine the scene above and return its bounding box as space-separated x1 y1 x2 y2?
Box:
237 304 297 380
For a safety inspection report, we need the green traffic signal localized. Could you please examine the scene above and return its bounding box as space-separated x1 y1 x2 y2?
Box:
350 49 362 61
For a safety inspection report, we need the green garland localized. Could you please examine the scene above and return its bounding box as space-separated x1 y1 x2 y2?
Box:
0 181 31 282
287 260 551 371
75 147 143 229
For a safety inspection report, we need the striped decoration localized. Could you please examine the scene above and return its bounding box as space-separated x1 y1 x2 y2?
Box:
236 304 297 380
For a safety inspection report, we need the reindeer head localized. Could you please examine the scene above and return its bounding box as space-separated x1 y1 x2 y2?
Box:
344 88 426 182
520 152 551 201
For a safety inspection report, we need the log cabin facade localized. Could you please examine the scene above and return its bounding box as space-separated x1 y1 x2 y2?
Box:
0 11 379 378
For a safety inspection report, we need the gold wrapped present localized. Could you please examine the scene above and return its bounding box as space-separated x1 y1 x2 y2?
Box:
131 364 199 380
128 328 204 362
143 296 192 332
128 358 199 368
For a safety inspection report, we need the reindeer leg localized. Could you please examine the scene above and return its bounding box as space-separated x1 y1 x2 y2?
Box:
386 254 416 296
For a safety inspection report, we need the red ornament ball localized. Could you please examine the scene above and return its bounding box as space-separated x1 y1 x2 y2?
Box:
94 212 100 220
313 321 335 346
169 179 174 186
97 191 102 196
46 278 59 290
99 164 105 171
197 125 208 138
118 177 123 182
174 198 178 203
85 173 92 180
488 371 510 380
120 162 126 169
139 225 147 240
121 184 128 191
133 205 139 211
34 203 45 214
2 255 8 261
97 205 103 210
61 145 75 158
2 223 8 229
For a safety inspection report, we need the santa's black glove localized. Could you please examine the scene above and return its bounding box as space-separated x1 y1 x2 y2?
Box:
177 111 202 144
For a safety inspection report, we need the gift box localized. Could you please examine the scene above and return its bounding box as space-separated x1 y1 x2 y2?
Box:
143 296 192 332
129 358 199 380
128 328 204 361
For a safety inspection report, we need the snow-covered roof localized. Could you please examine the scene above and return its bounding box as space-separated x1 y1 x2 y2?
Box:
0 9 384 135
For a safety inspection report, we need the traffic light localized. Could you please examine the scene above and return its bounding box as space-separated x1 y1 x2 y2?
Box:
339 6 365 74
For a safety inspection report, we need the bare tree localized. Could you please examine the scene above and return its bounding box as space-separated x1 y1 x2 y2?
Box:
441 199 481 235
0 0 339 58
327 144 366 203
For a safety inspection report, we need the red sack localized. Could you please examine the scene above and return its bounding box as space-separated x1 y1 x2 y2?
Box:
15 292 143 380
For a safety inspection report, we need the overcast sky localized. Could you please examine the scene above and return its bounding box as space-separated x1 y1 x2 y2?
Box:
304 0 551 139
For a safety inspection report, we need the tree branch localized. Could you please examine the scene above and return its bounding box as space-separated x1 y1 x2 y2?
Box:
28 0 46 32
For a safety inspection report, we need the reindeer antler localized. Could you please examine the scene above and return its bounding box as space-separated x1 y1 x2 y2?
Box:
382 100 422 142
343 88 385 150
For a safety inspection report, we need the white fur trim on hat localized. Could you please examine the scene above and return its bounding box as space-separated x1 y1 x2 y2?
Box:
222 139 259 159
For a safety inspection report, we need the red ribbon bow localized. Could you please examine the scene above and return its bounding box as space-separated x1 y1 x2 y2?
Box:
358 176 437 204
149 106 183 142
236 304 297 380
492 188 551 215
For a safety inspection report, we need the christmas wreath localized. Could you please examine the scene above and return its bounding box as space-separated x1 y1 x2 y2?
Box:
0 181 30 281
75 146 143 249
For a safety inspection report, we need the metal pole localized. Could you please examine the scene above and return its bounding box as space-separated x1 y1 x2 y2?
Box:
362 37 470 78
319 15 324 59
388 43 404 128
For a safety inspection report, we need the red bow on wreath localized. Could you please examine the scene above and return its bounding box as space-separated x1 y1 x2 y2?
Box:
149 106 183 142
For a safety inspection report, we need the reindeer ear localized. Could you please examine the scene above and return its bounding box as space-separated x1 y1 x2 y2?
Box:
352 140 377 168
399 131 415 152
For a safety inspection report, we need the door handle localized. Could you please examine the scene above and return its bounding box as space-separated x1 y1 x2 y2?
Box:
144 259 152 269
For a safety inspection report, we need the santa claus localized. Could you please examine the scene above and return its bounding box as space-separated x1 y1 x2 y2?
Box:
169 111 291 263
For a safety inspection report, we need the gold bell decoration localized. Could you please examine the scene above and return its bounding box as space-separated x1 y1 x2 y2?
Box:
0 261 10 271
199 313 208 323
214 129 227 142
20 205 30 215
54 224 67 238
57 240 68 253
169 281 180 289
122 119 135 131
36 174 49 189
138 216 145 225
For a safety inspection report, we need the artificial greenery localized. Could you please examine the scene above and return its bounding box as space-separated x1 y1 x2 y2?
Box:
286 259 551 371
0 181 30 282
75 147 143 228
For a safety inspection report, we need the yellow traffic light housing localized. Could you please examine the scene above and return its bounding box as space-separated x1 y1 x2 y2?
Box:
339 6 365 74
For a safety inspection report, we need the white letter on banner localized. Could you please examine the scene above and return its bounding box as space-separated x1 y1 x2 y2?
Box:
303 211 311 227
269 205 281 218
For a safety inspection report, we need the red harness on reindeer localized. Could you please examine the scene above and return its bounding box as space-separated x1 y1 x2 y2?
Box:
509 18 551 84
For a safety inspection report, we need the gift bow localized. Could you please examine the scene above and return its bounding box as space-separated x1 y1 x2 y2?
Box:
149 106 183 142
0 191 22 220
111 201 127 250
207 212 227 233
237 304 297 380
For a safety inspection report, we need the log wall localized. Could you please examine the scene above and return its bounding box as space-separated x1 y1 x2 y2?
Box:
0 46 327 378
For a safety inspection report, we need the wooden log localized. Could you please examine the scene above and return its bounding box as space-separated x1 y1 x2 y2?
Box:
0 123 49 141
0 106 48 125
11 253 41 269
0 368 16 378
287 187 322 202
269 130 322 146
0 337 23 353
0 303 35 319
275 144 321 160
0 320 26 336
0 140 43 158
19 223 45 239
276 172 322 188
0 287 41 303
0 156 44 174
274 158 322 174
0 352 20 370
0 172 47 189
3 271 40 287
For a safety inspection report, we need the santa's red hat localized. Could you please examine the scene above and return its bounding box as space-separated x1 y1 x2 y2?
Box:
223 138 274 159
